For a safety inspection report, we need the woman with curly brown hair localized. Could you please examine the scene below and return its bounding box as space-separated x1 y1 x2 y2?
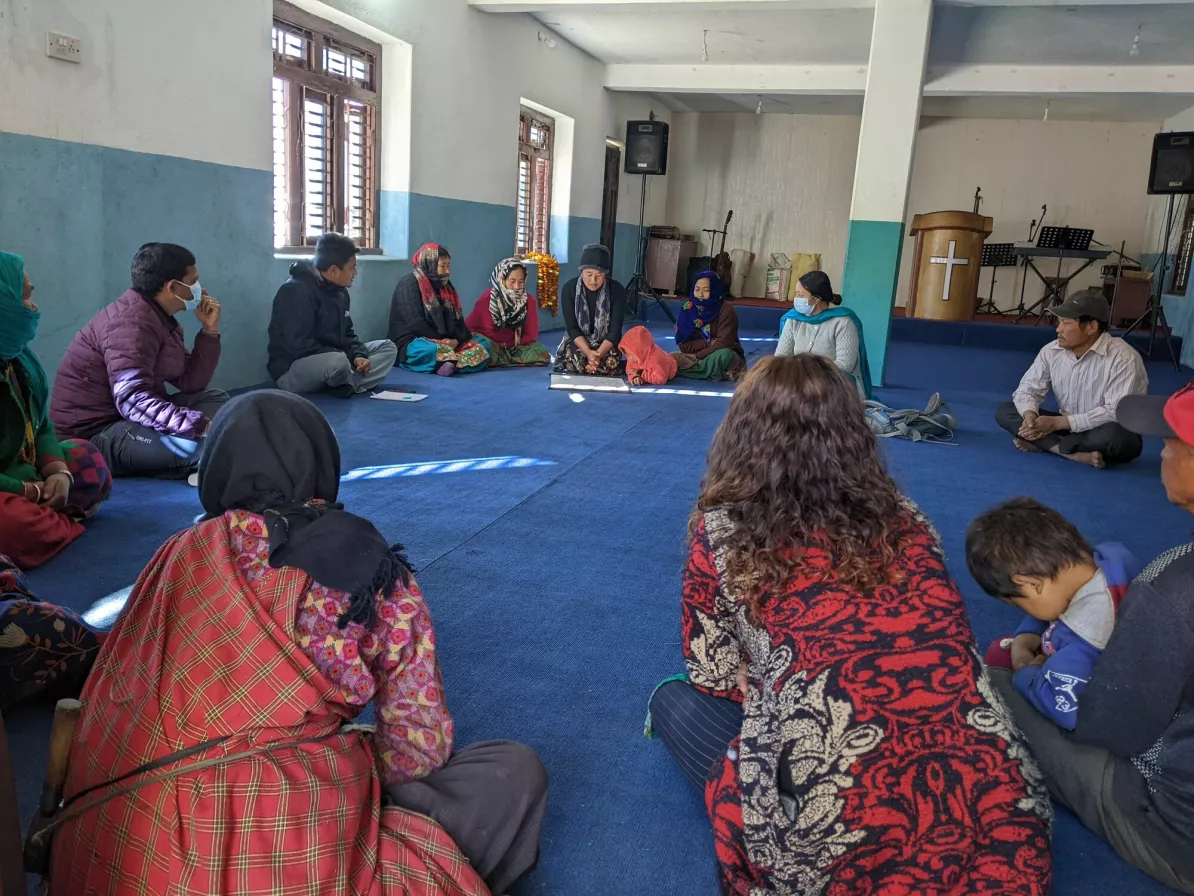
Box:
647 353 1052 896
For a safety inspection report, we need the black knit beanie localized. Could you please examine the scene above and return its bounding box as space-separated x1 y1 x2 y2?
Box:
579 243 611 274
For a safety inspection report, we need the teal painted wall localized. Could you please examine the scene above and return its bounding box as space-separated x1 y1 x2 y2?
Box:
840 219 906 386
0 130 283 387
1 132 626 387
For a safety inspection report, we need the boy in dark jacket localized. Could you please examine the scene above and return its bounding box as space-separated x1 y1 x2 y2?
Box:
966 497 1139 730
268 233 396 397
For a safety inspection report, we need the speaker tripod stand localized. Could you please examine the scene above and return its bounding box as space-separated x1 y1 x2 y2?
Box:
624 175 674 323
1123 193 1181 371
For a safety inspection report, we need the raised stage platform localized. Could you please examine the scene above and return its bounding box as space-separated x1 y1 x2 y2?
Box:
636 296 1183 359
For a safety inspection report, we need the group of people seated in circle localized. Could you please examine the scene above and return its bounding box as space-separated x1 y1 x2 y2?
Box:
3 227 1192 895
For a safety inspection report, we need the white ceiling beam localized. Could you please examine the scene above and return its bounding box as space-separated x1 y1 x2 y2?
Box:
925 65 1194 96
471 0 1194 10
470 0 873 11
605 64 1194 97
605 64 868 95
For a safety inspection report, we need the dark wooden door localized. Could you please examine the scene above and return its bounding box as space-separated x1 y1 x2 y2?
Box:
600 143 621 259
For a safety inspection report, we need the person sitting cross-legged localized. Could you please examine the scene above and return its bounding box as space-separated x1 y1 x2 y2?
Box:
465 258 551 368
268 233 397 397
49 391 548 896
978 384 1194 895
996 289 1147 469
50 242 229 480
673 271 745 382
647 354 1052 895
389 244 490 377
0 252 111 569
554 244 627 376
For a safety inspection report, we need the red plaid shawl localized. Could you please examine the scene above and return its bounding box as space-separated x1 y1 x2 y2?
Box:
51 517 487 896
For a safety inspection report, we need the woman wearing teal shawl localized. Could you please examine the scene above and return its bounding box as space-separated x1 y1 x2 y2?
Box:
776 270 872 400
0 251 111 569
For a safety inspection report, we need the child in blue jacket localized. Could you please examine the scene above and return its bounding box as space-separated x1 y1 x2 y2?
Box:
966 496 1140 730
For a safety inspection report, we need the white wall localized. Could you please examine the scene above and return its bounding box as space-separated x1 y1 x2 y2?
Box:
664 112 861 298
0 0 271 171
311 0 620 221
662 111 1159 306
901 118 1159 310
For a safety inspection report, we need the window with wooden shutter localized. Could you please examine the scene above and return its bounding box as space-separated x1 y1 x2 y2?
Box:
516 109 554 257
272 1 380 250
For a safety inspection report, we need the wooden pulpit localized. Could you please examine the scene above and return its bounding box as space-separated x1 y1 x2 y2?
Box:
907 211 994 321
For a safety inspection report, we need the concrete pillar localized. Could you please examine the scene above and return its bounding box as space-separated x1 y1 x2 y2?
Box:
840 0 933 386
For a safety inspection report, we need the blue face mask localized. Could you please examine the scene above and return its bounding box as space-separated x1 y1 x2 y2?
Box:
179 280 203 312
793 298 814 316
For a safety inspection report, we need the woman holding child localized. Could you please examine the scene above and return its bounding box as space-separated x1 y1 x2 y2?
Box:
958 388 1194 895
649 354 1052 895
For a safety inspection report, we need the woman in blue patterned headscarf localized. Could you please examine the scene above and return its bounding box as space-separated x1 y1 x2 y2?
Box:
673 271 746 381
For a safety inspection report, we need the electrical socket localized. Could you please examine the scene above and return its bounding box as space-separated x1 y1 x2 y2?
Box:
46 32 83 64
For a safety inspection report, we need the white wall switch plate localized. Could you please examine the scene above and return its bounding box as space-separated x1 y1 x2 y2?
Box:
46 32 83 64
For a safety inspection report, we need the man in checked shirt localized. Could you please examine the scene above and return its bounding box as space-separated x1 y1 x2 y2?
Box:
996 290 1148 469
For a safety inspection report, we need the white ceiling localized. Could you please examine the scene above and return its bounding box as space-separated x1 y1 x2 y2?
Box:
535 3 1194 66
660 92 1194 120
533 2 1194 119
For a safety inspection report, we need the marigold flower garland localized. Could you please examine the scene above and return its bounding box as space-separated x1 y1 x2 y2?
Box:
524 251 560 316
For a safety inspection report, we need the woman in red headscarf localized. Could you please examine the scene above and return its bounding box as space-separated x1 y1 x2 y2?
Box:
388 244 490 377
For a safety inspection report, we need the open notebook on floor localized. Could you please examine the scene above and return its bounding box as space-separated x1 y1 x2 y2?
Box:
370 388 428 402
549 373 631 394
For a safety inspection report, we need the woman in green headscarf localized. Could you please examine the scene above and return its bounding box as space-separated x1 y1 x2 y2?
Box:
0 251 112 569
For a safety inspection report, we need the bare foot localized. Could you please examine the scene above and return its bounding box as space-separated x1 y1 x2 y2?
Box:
1014 437 1043 453
1050 447 1105 469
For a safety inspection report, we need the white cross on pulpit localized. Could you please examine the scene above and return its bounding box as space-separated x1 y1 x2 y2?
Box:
929 240 970 302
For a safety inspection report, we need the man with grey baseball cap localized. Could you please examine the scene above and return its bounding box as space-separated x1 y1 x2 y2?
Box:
995 288 1148 468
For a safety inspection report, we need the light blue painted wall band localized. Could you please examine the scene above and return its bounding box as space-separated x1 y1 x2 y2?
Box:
839 218 906 387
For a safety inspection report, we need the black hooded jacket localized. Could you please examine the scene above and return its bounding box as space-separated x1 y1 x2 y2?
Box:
267 262 366 382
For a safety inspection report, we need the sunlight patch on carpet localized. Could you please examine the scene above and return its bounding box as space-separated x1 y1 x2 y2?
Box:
341 456 556 481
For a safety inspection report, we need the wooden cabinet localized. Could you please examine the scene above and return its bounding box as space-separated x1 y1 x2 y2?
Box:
645 237 697 296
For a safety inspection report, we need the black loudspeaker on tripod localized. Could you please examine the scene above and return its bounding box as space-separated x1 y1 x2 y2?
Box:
1134 131 1194 371
623 121 674 322
625 121 669 176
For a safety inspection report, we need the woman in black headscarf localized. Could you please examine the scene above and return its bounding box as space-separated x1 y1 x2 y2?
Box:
53 391 547 896
554 243 628 376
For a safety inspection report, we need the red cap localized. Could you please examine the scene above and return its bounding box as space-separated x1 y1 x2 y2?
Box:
1118 381 1194 444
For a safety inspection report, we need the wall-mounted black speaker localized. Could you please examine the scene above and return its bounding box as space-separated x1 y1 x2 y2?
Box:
1148 131 1194 195
625 120 669 176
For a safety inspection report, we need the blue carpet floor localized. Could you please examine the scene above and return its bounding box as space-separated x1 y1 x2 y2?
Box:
11 326 1192 895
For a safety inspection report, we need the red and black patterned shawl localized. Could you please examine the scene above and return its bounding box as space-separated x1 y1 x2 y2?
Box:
682 501 1053 896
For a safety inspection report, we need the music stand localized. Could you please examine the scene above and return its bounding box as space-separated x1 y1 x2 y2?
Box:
1014 226 1098 323
976 243 1017 316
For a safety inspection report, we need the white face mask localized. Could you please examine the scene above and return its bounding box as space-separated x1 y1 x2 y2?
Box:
793 298 813 316
179 281 203 311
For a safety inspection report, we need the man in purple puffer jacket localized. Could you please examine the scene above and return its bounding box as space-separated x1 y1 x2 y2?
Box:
50 243 228 479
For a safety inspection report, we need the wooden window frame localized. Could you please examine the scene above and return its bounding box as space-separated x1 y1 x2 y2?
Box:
272 0 381 251
516 107 554 257
1173 201 1193 297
